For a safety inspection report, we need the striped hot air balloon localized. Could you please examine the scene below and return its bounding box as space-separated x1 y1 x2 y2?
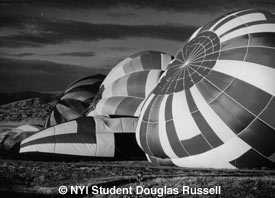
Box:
88 51 173 117
44 74 105 128
136 9 275 169
20 116 145 160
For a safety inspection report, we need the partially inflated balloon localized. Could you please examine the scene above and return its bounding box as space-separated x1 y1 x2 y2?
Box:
1 125 40 151
136 10 275 169
88 51 173 117
20 116 145 160
44 74 105 128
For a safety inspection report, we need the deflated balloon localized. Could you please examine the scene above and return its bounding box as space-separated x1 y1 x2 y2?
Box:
21 116 145 160
44 74 105 128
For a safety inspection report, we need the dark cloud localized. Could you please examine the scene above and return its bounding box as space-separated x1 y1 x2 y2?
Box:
108 47 134 52
56 51 96 57
35 51 96 57
13 52 35 57
0 16 197 48
0 57 109 92
0 52 35 57
105 12 139 18
3 0 275 12
0 36 42 48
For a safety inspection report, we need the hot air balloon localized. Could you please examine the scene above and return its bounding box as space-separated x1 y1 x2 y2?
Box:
88 51 173 118
20 116 145 160
0 125 41 153
136 9 275 169
44 74 105 128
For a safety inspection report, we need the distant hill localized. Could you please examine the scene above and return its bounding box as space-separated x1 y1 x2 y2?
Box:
0 91 60 106
0 92 61 125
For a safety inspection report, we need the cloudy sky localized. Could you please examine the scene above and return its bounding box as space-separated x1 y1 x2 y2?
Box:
1 0 274 92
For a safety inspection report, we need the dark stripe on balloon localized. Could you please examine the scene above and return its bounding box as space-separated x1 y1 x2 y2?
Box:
60 99 89 113
140 51 161 70
218 47 247 61
166 120 189 157
21 133 96 149
145 95 168 158
230 149 275 169
66 83 101 94
147 122 168 158
139 122 154 157
245 47 275 69
220 35 248 51
185 89 198 112
53 106 67 125
189 72 203 86
147 95 164 122
139 95 157 156
224 79 272 115
205 71 234 91
181 134 212 155
165 94 189 157
209 93 255 134
192 111 223 148
221 33 275 53
239 118 275 157
184 70 194 89
66 78 103 93
189 80 224 147
76 117 96 142
175 73 184 92
142 95 156 121
167 74 181 93
164 94 173 120
250 32 275 48
259 97 275 129
127 71 149 98
196 79 222 103
114 97 143 116
69 74 105 86
114 133 145 159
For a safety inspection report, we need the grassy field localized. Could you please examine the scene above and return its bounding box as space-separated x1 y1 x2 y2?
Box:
1 159 275 198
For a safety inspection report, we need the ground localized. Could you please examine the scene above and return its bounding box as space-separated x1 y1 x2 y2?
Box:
1 159 275 197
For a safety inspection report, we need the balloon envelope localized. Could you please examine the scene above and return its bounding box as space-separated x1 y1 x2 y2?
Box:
1 125 40 151
88 51 173 118
136 10 275 169
21 116 145 160
44 74 105 128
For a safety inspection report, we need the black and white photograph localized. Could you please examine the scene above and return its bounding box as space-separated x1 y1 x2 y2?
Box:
0 0 275 197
